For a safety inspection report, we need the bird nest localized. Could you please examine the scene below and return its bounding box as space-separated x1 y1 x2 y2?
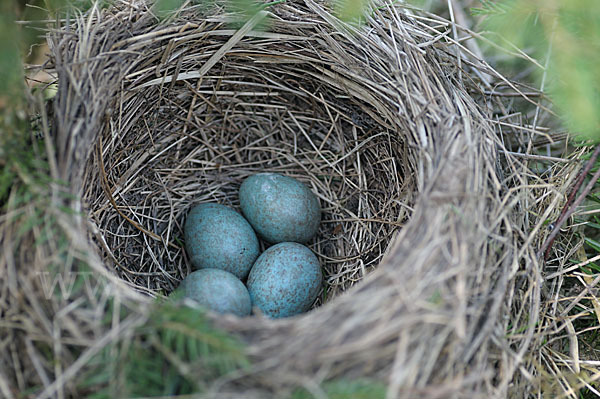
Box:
1 0 550 397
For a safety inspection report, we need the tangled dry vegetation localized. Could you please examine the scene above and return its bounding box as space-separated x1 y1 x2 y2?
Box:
1 0 597 397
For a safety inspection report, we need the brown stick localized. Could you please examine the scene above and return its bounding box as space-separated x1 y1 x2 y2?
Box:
97 137 180 250
540 144 600 260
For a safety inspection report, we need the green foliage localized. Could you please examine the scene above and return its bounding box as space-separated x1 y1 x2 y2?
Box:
154 0 271 28
154 0 367 25
228 0 263 20
0 13 24 104
470 0 512 16
291 379 387 399
1 0 49 162
154 0 188 18
43 0 113 15
78 301 249 397
335 0 367 24
0 0 72 106
475 0 600 141
1 127 47 213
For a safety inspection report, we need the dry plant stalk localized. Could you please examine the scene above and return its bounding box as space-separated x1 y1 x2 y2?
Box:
0 0 577 397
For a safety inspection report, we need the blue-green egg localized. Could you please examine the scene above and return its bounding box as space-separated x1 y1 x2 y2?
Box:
247 242 322 318
184 203 259 279
239 173 321 244
173 269 251 316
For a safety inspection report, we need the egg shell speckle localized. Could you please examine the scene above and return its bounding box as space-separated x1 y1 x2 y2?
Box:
174 269 252 316
184 203 259 279
247 242 322 318
239 173 321 244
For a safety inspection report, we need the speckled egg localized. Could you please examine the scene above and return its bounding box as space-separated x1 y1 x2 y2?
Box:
239 173 321 244
173 269 251 316
247 242 322 318
184 203 259 279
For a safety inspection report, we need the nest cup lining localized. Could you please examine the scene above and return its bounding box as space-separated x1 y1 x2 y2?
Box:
84 45 416 304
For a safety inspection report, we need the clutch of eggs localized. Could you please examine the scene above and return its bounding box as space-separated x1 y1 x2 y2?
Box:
176 173 322 318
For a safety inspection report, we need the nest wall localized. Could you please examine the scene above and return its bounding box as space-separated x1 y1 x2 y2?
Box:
0 0 545 397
